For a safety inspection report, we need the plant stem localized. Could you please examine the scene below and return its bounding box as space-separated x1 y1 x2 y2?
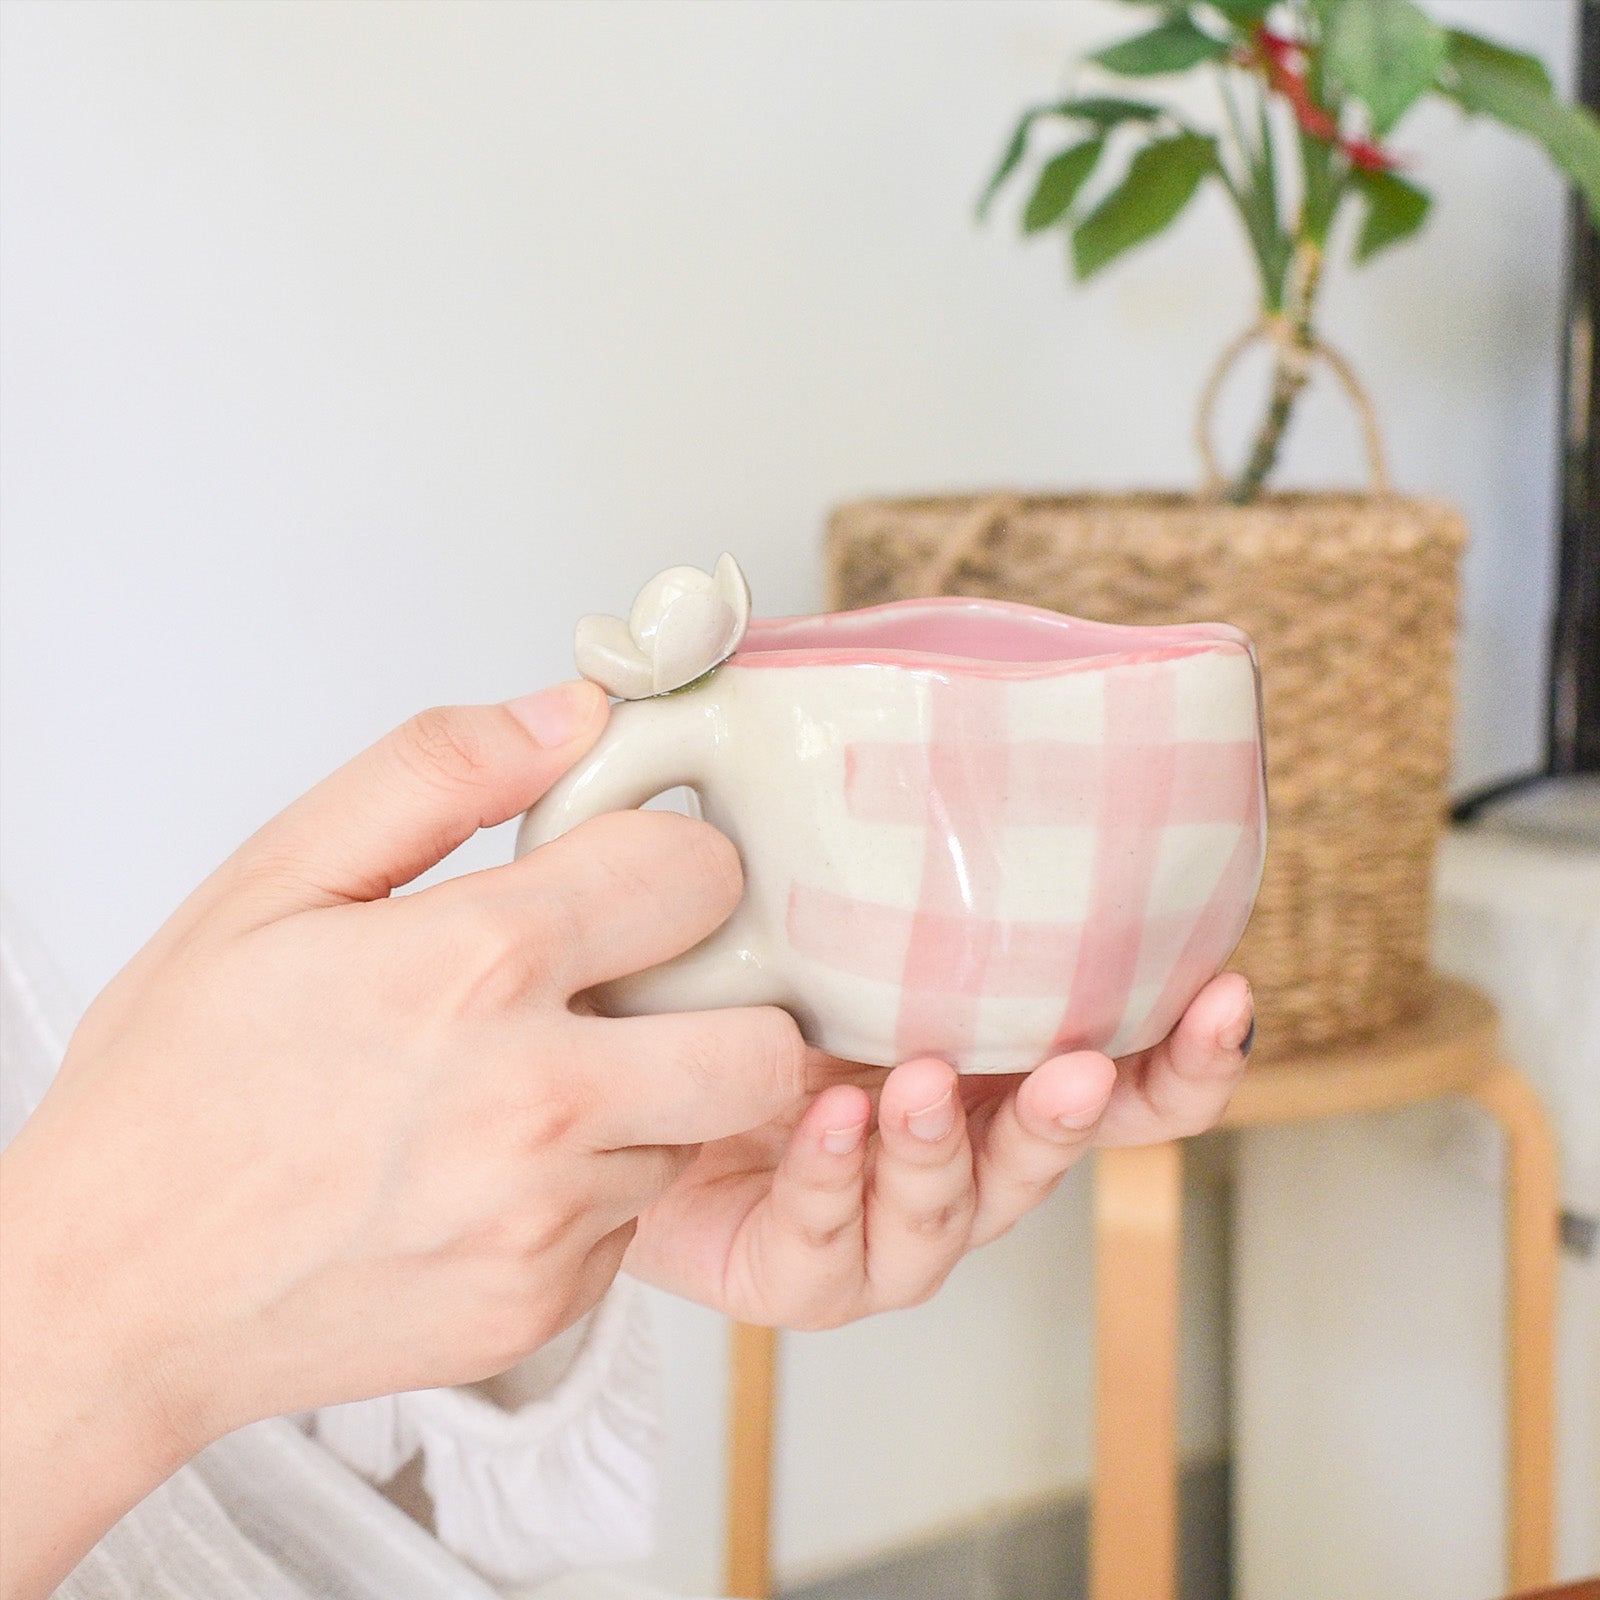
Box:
1227 354 1307 503
1228 238 1323 503
1214 66 1287 312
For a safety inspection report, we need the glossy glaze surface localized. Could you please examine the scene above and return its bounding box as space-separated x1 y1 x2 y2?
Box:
519 597 1266 1071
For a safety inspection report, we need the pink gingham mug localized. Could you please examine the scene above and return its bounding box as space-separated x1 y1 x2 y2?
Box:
516 596 1266 1073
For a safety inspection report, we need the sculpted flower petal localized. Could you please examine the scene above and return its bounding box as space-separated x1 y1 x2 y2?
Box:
629 567 715 648
575 555 752 699
574 613 654 699
650 589 738 694
712 552 751 635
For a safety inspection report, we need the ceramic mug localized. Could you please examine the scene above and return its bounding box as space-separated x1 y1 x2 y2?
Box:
516 597 1266 1072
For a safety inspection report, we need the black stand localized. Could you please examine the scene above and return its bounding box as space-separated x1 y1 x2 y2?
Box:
1453 1 1600 824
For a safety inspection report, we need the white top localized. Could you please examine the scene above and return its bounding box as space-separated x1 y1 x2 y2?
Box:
0 917 674 1600
1433 779 1600 1218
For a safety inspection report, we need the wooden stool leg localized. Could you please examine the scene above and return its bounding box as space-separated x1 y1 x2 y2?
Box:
1091 1141 1184 1600
724 1320 779 1599
1468 1064 1559 1591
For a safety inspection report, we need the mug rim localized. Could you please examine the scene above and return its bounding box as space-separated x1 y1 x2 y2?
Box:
731 596 1255 680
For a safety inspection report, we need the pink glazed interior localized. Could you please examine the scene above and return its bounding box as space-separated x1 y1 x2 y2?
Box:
733 597 1251 675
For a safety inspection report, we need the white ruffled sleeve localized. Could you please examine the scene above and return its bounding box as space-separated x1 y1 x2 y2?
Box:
308 1278 661 1589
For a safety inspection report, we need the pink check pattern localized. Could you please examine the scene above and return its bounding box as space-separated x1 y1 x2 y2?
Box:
783 658 1263 1064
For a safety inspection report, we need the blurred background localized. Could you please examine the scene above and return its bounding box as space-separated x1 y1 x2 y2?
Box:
1 3 1592 1599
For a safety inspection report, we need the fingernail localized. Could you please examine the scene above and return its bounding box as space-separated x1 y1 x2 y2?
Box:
1057 1102 1104 1132
822 1121 867 1156
1221 1006 1256 1055
506 681 604 747
906 1087 955 1143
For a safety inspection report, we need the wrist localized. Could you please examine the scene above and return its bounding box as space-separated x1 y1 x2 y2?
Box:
0 1124 217 1598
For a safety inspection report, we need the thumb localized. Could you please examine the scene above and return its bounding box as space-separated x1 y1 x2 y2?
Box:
230 682 608 913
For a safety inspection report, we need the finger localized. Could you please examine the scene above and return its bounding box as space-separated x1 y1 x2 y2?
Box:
227 686 609 916
968 1051 1117 1246
558 1220 639 1331
500 808 745 996
862 1058 977 1308
480 1217 640 1381
484 1141 690 1263
802 1047 898 1096
730 1085 872 1329
576 1004 810 1149
1096 973 1254 1147
584 1143 698 1231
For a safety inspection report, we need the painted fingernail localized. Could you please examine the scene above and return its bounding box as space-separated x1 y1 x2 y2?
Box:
906 1087 956 1143
822 1121 867 1156
1221 1007 1256 1055
505 681 605 747
1219 985 1255 1054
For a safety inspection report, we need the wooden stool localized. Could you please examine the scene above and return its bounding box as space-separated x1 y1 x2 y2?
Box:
725 1319 780 1598
721 977 1559 1600
1091 976 1558 1600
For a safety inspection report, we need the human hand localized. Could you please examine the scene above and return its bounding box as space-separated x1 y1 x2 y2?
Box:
0 685 811 1600
624 973 1253 1328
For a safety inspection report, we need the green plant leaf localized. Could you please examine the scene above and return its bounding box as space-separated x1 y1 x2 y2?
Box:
1203 0 1273 23
1439 27 1600 224
977 112 1038 219
976 98 1166 218
1321 0 1446 135
1071 132 1217 278
1022 140 1106 232
1058 96 1170 126
1350 167 1431 260
1090 17 1231 77
1439 28 1552 96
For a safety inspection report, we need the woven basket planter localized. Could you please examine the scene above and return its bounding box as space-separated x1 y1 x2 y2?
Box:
826 491 1466 1056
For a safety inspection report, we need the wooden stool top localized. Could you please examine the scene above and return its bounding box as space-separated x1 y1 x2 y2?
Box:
1222 975 1498 1129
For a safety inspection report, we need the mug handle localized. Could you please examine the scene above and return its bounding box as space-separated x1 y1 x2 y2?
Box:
514 684 791 1015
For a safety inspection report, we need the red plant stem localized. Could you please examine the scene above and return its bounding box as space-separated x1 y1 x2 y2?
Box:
1243 26 1397 173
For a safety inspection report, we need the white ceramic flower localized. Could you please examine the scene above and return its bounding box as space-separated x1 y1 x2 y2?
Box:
574 553 751 699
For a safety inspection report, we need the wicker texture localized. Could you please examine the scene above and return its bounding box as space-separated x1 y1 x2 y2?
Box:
826 492 1466 1054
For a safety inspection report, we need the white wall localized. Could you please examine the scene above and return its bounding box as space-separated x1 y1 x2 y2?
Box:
0 1 1574 1593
